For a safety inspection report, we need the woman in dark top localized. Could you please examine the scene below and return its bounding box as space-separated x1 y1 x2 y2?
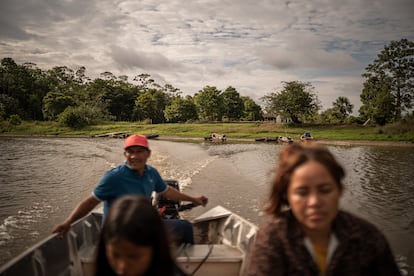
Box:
94 195 187 276
246 143 401 276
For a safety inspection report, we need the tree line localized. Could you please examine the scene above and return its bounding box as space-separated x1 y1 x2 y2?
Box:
0 59 263 127
0 38 412 128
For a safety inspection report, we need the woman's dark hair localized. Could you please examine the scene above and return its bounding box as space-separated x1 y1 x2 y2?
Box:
94 195 177 276
265 143 345 215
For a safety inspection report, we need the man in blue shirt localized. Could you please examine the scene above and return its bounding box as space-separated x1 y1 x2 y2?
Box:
53 134 208 244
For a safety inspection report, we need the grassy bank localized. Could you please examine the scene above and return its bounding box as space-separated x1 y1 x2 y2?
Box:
1 120 414 143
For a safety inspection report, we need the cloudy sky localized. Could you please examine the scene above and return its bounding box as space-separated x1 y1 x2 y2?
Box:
1 0 413 112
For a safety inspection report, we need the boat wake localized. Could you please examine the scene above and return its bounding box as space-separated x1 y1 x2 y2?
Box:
0 202 53 265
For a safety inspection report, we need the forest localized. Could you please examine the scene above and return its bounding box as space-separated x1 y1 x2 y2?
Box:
0 38 413 128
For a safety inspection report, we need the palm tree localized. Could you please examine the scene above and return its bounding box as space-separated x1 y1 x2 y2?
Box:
333 96 353 122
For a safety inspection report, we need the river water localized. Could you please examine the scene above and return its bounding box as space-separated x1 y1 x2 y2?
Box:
0 137 413 274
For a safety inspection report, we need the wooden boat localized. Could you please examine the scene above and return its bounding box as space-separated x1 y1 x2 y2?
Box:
93 133 159 140
145 133 159 139
204 133 227 142
0 182 257 276
93 132 130 139
300 132 314 142
255 137 278 142
278 136 294 143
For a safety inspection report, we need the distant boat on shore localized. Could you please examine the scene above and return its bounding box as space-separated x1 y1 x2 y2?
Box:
300 132 314 142
204 133 227 142
145 133 159 139
255 137 278 142
278 136 294 143
93 132 129 138
93 132 159 139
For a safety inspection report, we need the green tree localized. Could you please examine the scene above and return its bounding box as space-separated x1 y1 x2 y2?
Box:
100 71 116 81
87 78 138 121
320 108 342 124
0 94 20 119
22 62 50 120
45 66 76 91
75 66 90 84
0 58 48 120
360 72 395 125
222 86 244 121
0 102 4 120
332 96 353 122
194 86 224 121
262 81 320 123
0 58 20 96
134 89 168 123
361 38 414 121
241 96 263 121
42 91 76 120
41 65 84 119
164 96 198 123
133 73 158 89
106 81 137 121
162 83 182 99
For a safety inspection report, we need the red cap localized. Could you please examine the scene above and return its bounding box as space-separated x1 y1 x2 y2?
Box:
124 134 149 149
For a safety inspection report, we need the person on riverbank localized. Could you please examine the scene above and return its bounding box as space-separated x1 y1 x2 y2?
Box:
94 195 188 276
246 143 401 276
52 134 208 245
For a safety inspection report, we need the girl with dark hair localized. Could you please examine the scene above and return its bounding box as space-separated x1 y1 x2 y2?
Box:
246 143 401 276
94 195 187 276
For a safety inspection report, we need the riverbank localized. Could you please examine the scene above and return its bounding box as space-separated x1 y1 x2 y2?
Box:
1 120 413 146
1 133 414 147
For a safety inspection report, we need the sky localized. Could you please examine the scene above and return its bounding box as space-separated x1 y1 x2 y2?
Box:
1 0 413 113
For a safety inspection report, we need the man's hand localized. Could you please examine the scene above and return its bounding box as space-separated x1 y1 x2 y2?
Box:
193 195 208 207
164 186 208 207
51 195 100 238
52 222 71 238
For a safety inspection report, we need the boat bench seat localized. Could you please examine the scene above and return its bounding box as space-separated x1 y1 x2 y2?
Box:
176 244 243 276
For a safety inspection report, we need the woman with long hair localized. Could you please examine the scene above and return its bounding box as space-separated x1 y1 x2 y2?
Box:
246 143 401 275
94 195 187 276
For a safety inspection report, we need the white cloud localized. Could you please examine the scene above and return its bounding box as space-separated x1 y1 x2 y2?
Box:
1 0 413 114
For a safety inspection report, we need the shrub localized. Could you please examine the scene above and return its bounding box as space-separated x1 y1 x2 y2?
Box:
58 107 88 128
8 114 22 125
142 118 153 124
0 103 5 120
57 104 110 128
381 118 414 135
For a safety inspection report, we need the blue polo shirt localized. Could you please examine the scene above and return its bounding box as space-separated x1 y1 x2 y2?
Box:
93 163 167 221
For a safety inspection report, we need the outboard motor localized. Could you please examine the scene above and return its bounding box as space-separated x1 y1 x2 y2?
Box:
156 179 195 219
157 180 182 219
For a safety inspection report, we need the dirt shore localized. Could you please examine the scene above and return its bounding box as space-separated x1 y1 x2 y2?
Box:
312 139 414 147
156 135 414 147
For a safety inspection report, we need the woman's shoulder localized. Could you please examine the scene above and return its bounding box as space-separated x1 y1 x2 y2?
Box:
257 211 299 238
337 211 381 231
260 212 287 227
335 210 388 243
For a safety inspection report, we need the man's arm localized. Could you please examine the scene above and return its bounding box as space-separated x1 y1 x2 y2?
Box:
163 186 208 206
52 195 100 237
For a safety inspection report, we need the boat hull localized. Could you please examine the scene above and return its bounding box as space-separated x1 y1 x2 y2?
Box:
0 206 257 276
